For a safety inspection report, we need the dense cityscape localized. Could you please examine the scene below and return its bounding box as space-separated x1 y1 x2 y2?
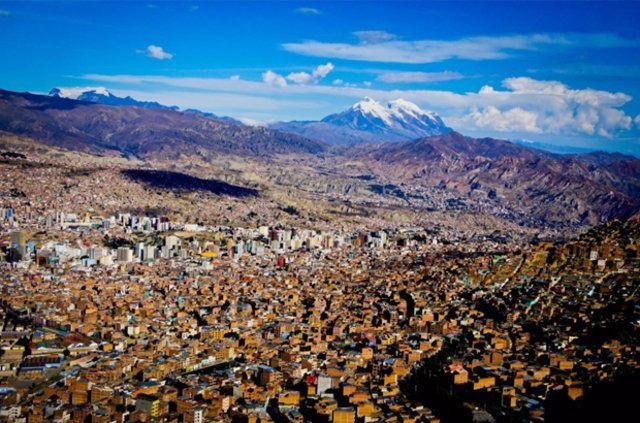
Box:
1 202 638 422
2 1 640 422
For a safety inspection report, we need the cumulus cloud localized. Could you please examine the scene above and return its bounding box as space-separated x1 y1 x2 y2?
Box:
286 62 334 85
146 45 173 60
313 62 334 78
262 70 287 87
230 75 241 81
284 32 637 64
463 106 541 133
295 7 321 15
455 77 634 137
286 72 313 85
377 71 464 83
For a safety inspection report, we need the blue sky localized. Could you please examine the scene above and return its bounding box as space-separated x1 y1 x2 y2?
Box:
1 1 640 154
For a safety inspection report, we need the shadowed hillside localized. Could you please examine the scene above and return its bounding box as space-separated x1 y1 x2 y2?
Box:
121 169 258 197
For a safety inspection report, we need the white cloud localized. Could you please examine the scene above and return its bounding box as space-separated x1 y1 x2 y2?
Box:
295 7 321 15
80 73 636 139
377 71 464 83
262 70 287 87
230 75 241 81
286 62 334 85
453 77 634 137
461 106 541 133
146 45 173 60
286 72 313 85
313 62 334 78
283 32 637 64
353 30 397 44
238 117 272 126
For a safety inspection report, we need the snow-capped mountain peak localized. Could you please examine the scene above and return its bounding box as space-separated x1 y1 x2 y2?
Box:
350 97 439 123
307 97 451 143
327 97 446 130
49 86 111 99
387 98 426 119
352 97 394 125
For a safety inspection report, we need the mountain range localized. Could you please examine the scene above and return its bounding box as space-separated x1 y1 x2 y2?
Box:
49 87 180 111
355 131 640 225
0 88 639 227
51 89 452 146
49 87 242 125
271 97 451 145
0 89 324 157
